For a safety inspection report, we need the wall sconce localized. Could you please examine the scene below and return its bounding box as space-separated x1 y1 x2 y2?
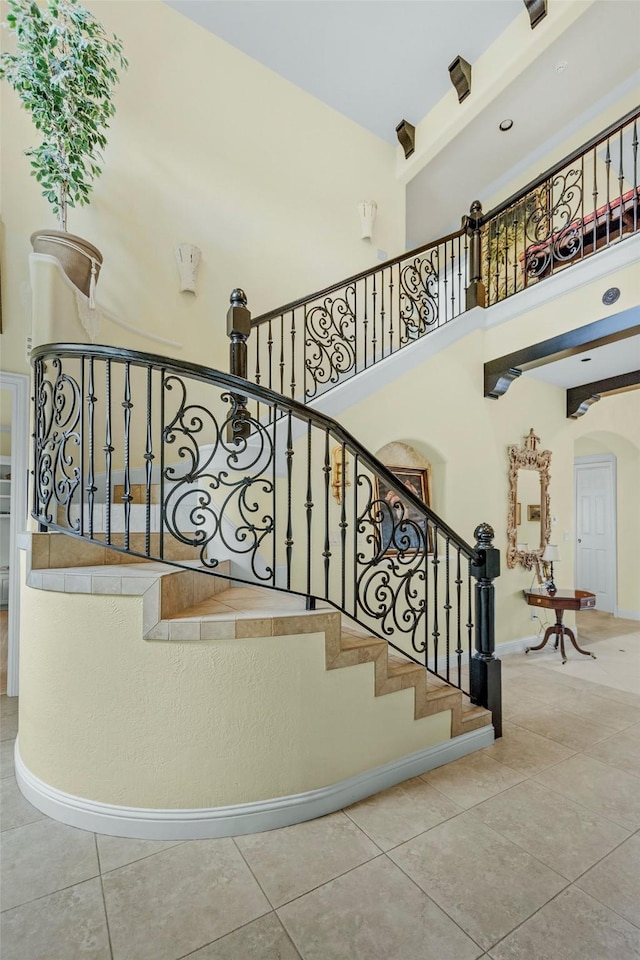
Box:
448 55 472 103
358 201 377 241
331 445 350 503
523 0 547 29
174 243 202 294
395 119 415 159
541 544 560 594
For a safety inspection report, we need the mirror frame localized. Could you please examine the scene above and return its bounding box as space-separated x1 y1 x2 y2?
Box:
507 428 552 570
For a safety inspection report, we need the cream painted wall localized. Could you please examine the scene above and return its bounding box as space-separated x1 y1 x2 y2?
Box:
337 327 640 644
0 0 404 376
19 558 450 808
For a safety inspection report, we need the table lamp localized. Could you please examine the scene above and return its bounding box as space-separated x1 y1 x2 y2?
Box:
542 544 560 594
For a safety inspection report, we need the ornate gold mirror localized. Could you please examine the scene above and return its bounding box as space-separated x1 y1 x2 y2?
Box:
507 429 551 570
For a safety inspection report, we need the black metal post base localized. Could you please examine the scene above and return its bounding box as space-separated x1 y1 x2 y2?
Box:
470 655 502 738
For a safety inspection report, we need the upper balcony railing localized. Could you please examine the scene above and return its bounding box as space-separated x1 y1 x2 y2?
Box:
480 106 639 306
244 107 639 405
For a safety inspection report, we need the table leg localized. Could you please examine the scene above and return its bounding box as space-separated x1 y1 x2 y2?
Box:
559 629 567 664
564 626 597 660
526 625 555 654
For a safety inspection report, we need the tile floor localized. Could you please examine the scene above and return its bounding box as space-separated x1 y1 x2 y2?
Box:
1 612 639 959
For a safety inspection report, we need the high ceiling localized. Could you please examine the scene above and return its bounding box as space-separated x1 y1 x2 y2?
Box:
166 0 523 144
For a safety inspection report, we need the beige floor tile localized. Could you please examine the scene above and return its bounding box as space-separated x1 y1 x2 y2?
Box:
344 776 463 851
97 833 185 873
508 705 619 751
482 721 575 776
470 780 629 880
235 811 380 908
583 727 640 778
575 834 640 927
0 777 47 831
535 754 640 831
278 855 481 960
185 913 301 959
421 752 525 809
389 812 567 951
0 694 18 717
1 818 99 911
0 710 18 741
560 692 640 731
488 886 640 960
102 838 270 960
501 690 545 720
0 878 111 960
0 738 15 779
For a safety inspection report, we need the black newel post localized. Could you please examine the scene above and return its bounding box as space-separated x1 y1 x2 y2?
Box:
470 522 502 738
226 288 251 442
464 200 486 310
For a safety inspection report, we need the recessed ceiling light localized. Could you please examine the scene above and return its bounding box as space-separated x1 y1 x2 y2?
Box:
581 357 592 363
499 119 514 132
555 60 568 73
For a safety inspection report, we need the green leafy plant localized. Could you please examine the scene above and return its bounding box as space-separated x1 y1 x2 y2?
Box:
0 0 127 231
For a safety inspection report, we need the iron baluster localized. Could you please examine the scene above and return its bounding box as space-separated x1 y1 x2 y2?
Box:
580 155 585 259
388 268 394 356
255 322 261 423
592 146 598 255
455 547 463 690
633 120 638 233
122 361 132 551
80 356 85 537
159 367 165 561
371 272 378 364
272 405 277 586
618 127 624 241
290 310 296 399
450 238 455 318
340 440 347 610
444 536 451 683
323 428 331 599
104 359 112 545
605 140 611 248
279 313 285 396
305 420 313 601
352 452 358 619
457 233 462 316
431 527 440 674
86 356 96 540
363 276 369 369
285 411 294 590
144 364 153 557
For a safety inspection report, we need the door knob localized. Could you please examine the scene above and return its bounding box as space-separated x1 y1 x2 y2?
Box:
578 538 582 543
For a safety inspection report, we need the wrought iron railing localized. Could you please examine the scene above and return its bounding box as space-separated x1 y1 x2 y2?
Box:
243 107 639 404
248 228 469 406
480 106 639 305
31 343 501 731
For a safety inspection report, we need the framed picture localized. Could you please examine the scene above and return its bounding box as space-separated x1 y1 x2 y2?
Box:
527 503 541 522
516 502 522 526
374 466 432 556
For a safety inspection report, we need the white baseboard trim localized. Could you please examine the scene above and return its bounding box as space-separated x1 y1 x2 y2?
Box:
616 609 640 622
15 725 494 840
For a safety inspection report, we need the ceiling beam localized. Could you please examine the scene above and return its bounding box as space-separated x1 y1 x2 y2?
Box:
566 370 640 419
484 309 640 399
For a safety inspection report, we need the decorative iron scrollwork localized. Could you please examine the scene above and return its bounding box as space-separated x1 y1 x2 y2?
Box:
304 285 357 398
33 357 82 528
399 250 439 340
162 375 274 580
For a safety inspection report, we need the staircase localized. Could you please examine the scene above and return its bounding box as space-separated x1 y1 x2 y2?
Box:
20 107 639 837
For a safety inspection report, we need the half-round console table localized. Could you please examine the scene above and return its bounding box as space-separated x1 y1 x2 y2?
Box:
523 588 597 664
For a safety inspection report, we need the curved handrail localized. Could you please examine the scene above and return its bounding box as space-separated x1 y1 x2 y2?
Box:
31 342 479 561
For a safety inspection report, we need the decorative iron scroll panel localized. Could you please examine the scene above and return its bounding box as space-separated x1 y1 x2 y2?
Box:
248 232 467 411
482 113 639 306
32 347 478 694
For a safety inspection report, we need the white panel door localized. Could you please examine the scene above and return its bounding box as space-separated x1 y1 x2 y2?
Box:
575 460 615 612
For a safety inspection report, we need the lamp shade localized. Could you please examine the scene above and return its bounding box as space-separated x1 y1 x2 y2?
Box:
542 544 560 562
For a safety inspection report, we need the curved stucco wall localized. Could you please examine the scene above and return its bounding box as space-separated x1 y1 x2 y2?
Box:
18 563 449 809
